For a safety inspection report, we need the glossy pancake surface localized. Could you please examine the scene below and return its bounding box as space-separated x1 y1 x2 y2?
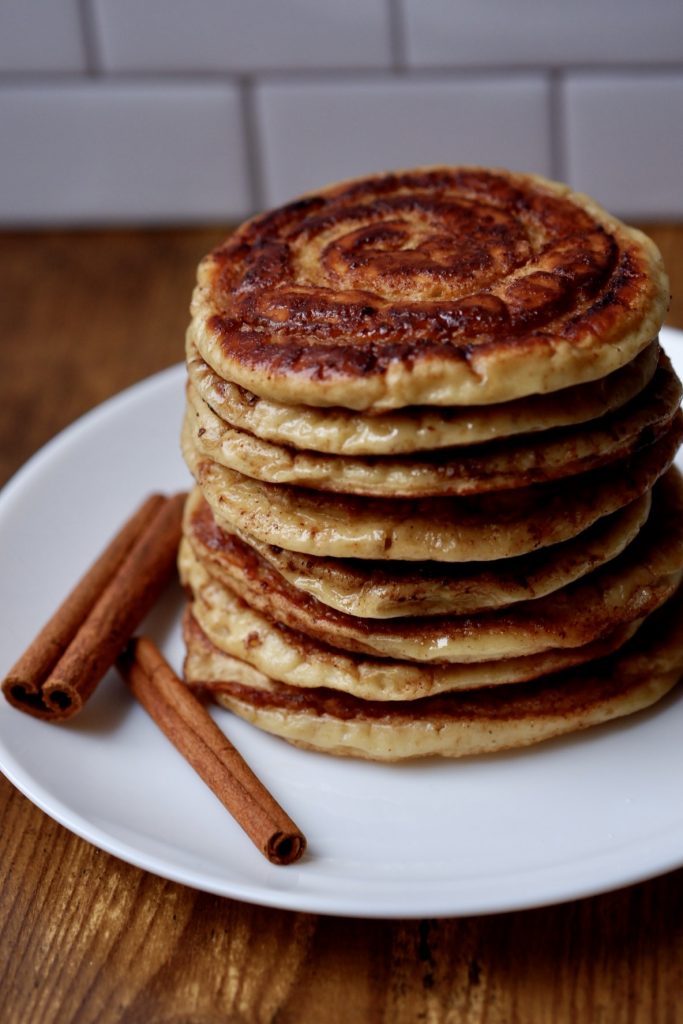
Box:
186 333 660 456
183 484 651 618
184 352 681 497
182 606 642 702
183 584 683 760
191 167 668 410
182 411 683 561
179 473 683 663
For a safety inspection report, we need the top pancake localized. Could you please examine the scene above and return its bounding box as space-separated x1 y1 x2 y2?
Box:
190 167 668 411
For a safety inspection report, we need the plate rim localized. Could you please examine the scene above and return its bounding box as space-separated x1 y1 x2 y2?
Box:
1 333 683 919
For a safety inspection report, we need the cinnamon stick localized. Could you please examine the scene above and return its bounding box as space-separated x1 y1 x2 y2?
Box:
2 492 185 721
117 636 306 866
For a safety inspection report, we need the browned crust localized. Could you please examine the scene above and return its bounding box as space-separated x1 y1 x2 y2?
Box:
184 486 650 618
186 333 661 456
182 468 683 661
187 412 683 562
191 167 669 409
182 581 683 725
184 352 682 497
183 604 645 699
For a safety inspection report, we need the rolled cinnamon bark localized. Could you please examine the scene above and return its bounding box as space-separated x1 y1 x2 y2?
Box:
2 492 185 721
118 636 306 866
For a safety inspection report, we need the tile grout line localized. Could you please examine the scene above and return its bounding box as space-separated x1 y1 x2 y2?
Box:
387 0 407 71
0 62 682 89
239 76 265 214
548 69 566 182
77 0 103 76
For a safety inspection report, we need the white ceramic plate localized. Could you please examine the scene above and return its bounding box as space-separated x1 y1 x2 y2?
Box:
1 328 683 919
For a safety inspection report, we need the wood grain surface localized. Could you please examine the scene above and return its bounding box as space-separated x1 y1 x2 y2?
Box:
1 224 683 1024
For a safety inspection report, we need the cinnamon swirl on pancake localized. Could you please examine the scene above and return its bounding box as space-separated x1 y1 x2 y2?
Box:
178 166 683 760
191 167 668 411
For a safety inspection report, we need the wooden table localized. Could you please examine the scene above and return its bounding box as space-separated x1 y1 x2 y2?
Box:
1 225 683 1024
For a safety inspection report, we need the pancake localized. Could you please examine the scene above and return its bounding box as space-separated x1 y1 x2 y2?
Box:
184 352 681 497
183 583 683 760
190 167 668 411
182 605 642 702
186 333 660 456
224 492 651 618
179 470 683 662
184 483 651 619
180 165 683 764
183 411 683 562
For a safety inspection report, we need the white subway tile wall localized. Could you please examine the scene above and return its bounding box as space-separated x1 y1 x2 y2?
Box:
0 0 681 224
0 84 249 224
400 0 683 67
256 76 552 207
0 0 86 73
563 72 683 220
91 0 392 73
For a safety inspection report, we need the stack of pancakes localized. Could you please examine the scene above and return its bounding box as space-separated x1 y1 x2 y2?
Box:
179 167 683 760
